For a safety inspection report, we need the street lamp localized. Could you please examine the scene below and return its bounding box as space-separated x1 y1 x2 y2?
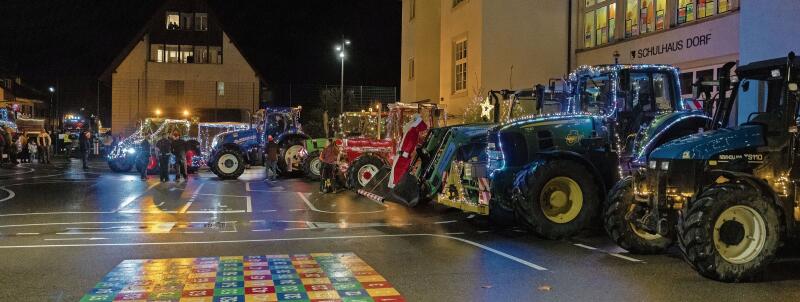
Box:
335 36 351 115
182 109 190 118
155 109 162 117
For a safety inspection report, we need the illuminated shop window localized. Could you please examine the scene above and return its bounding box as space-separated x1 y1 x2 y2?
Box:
584 1 615 48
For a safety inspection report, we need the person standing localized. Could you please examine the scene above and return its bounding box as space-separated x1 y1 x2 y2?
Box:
171 131 188 182
137 139 151 181
264 135 279 181
79 131 92 169
156 135 172 182
37 130 52 164
319 138 340 192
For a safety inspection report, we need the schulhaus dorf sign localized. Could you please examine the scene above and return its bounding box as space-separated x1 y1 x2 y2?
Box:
577 12 739 67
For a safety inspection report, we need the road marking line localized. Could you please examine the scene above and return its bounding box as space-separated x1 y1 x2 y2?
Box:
285 227 311 230
609 253 644 263
0 233 551 270
44 237 107 241
178 202 193 214
289 209 304 212
115 182 159 212
252 229 271 232
119 210 180 214
444 232 466 235
16 232 39 235
0 187 16 202
182 231 204 234
185 210 246 214
0 211 113 217
574 243 598 250
434 220 457 224
250 220 265 223
197 193 250 198
246 196 252 213
192 183 205 195
477 230 491 234
296 192 385 214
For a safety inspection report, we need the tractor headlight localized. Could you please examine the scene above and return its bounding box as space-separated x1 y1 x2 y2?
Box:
661 161 670 171
649 160 657 169
125 147 136 154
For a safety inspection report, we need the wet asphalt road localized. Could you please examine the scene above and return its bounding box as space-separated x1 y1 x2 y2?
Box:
0 158 799 302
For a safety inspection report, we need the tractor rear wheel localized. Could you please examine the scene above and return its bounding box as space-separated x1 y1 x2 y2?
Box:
678 182 782 282
513 160 600 239
603 177 674 254
302 151 323 181
213 148 246 180
347 155 385 190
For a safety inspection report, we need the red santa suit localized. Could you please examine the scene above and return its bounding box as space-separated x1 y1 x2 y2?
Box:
389 114 428 188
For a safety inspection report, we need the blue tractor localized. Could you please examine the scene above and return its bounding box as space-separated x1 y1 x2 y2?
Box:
207 106 309 179
604 53 800 282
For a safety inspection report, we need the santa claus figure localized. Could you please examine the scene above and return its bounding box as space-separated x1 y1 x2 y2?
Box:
389 114 428 188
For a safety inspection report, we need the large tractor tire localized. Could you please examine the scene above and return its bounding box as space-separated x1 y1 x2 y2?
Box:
212 148 246 180
489 199 516 228
347 155 385 190
302 151 323 181
678 182 782 282
278 138 306 176
513 160 600 239
603 176 674 254
108 157 133 173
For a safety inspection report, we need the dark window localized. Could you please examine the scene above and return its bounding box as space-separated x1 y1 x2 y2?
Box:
679 72 693 95
165 80 184 97
499 132 528 166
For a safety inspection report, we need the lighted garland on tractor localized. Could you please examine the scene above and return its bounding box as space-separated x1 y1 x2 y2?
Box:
107 118 201 174
483 64 712 239
610 53 800 282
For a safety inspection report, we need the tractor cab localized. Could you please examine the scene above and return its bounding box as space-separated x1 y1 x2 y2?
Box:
263 106 302 139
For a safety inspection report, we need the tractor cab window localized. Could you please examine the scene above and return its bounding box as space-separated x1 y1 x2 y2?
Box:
621 72 675 113
266 113 288 133
653 72 675 111
579 74 614 114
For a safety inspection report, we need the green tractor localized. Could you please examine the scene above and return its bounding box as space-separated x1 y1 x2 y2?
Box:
613 53 800 282
484 64 712 239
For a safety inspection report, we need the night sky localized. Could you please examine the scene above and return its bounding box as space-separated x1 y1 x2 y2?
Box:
0 0 401 114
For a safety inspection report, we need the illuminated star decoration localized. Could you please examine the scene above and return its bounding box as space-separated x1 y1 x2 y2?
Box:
480 97 494 121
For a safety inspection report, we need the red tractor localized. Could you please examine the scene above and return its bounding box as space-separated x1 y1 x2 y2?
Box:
342 102 442 190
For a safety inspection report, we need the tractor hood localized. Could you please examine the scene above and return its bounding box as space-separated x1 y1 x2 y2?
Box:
213 128 260 149
431 124 492 172
649 124 766 161
495 113 598 132
632 111 711 164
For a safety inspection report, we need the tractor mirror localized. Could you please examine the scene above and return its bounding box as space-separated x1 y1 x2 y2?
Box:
742 81 751 92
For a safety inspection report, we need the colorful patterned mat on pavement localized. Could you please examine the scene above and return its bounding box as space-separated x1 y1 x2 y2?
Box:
80 253 404 302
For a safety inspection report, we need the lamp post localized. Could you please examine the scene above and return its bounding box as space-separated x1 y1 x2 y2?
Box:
335 37 351 115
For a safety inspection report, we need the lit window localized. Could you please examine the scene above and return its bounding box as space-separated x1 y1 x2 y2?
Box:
625 0 639 37
408 57 415 80
409 0 416 20
719 0 730 13
166 12 180 30
209 46 223 64
677 0 696 24
180 45 194 63
584 12 595 48
150 44 165 62
653 73 674 111
697 0 716 19
640 0 654 34
453 39 467 92
453 0 465 8
166 45 179 63
217 82 225 96
583 2 615 48
194 46 208 63
195 13 208 31
586 0 596 6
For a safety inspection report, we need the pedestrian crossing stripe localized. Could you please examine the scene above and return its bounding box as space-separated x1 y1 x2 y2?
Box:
80 253 404 302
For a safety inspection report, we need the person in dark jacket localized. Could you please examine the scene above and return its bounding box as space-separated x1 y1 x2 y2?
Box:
264 135 279 181
156 135 172 182
171 131 187 182
137 139 151 181
79 131 92 169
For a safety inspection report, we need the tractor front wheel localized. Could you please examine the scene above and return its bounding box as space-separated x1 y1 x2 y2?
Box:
302 151 323 181
213 148 246 180
678 182 782 282
279 138 306 176
513 160 600 239
108 156 133 173
347 155 385 190
603 176 674 254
